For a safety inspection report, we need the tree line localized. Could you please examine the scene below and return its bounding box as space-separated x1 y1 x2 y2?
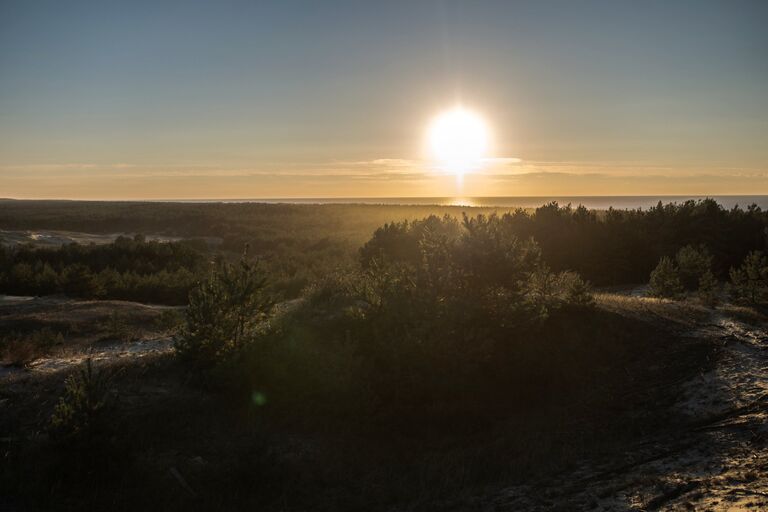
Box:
484 199 767 286
0 235 205 304
177 213 597 419
3 199 768 306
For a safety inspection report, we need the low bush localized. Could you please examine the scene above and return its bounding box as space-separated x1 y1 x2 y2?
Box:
49 358 114 441
676 245 713 291
0 328 64 367
227 214 596 421
648 256 684 299
729 250 768 305
154 308 185 334
175 251 274 369
698 270 719 306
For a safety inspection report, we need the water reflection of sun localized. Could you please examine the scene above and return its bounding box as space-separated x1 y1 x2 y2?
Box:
448 197 475 207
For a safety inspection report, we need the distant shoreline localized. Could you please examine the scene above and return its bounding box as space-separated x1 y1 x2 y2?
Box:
2 195 768 210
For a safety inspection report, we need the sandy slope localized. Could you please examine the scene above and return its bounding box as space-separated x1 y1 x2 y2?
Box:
0 296 301 379
2 294 765 510
486 299 768 511
0 295 180 379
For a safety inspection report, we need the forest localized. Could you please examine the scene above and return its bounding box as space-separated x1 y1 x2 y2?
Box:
2 199 768 511
0 235 205 304
1 198 767 303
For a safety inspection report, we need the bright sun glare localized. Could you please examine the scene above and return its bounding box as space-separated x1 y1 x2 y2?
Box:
428 107 490 174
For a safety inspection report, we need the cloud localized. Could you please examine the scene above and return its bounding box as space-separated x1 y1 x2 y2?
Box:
0 163 139 172
482 157 522 165
369 158 418 167
3 158 766 190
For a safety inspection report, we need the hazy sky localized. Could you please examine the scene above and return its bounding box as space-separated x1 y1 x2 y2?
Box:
1 0 767 199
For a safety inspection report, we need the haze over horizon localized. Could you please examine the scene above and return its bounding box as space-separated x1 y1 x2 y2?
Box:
1 0 767 199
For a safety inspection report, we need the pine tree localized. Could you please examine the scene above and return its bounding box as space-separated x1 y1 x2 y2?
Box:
729 251 768 305
175 247 274 367
676 245 713 291
698 269 718 306
648 256 683 299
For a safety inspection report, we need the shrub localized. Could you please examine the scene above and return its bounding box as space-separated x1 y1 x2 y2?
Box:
698 270 719 306
0 328 63 367
676 245 713 291
103 310 135 342
563 271 595 306
154 308 185 333
175 250 274 368
219 214 598 420
729 251 768 305
526 268 593 312
648 256 683 299
346 214 595 412
49 358 113 440
359 215 462 269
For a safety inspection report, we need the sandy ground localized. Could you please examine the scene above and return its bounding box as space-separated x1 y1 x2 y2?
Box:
0 337 175 379
2 293 765 510
0 295 181 379
485 297 768 511
0 296 300 379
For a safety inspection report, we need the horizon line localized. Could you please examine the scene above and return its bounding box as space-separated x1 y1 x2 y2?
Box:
3 193 768 203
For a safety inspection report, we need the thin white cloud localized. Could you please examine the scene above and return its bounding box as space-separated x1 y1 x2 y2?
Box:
2 158 766 184
370 158 417 167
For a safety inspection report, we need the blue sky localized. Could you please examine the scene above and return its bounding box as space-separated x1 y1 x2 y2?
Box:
1 0 767 198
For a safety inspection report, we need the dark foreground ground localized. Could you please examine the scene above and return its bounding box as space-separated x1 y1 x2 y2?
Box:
2 292 766 511
486 294 768 511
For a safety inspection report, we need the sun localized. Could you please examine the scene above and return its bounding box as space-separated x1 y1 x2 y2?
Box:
428 106 490 174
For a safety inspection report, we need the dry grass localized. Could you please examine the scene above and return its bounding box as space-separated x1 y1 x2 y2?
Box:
0 297 181 348
718 303 768 326
1 338 44 368
595 292 711 328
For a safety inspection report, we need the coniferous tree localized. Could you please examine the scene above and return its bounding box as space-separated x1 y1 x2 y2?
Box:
49 358 112 441
729 251 768 305
698 269 718 306
648 256 683 299
176 247 274 367
676 245 713 291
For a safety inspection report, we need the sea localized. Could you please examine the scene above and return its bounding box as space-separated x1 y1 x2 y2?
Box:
173 196 768 210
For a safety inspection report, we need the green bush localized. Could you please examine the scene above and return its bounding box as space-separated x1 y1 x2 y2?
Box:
729 251 768 305
213 214 598 421
648 256 684 299
698 270 719 306
309 214 594 413
175 251 274 368
526 267 593 312
675 245 713 291
154 308 185 333
563 271 595 306
49 358 113 440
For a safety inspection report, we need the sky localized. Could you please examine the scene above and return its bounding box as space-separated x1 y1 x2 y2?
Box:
1 0 767 199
